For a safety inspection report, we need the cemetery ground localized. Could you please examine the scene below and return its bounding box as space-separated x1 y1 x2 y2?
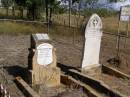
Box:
0 19 130 96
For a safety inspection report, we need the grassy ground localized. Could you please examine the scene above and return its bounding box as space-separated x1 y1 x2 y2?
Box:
0 6 129 35
52 14 130 35
102 16 129 34
0 21 47 35
0 15 129 36
0 7 128 35
0 20 80 38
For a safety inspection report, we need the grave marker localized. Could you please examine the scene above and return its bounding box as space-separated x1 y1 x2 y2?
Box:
81 14 103 75
28 34 60 87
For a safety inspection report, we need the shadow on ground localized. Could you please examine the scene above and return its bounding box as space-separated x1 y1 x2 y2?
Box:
4 65 28 79
57 63 81 73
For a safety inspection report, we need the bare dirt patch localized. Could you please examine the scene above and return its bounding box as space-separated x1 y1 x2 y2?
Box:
0 33 130 96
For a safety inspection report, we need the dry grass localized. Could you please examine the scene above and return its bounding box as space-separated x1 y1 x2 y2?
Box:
0 15 129 36
102 16 118 33
52 14 85 28
0 7 128 35
53 14 130 35
0 21 47 35
102 16 129 34
0 21 80 38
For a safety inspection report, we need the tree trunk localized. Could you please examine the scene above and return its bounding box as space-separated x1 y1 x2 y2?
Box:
27 7 33 20
12 6 15 17
35 7 41 19
32 7 35 20
69 0 72 27
19 7 23 18
49 7 52 22
45 0 48 22
6 7 9 16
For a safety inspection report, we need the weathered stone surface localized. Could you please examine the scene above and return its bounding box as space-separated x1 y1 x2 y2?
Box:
31 33 51 49
28 34 60 87
81 14 103 75
31 48 60 87
36 33 50 40
82 65 102 77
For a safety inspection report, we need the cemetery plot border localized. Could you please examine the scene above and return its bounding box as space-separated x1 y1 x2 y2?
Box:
58 63 127 97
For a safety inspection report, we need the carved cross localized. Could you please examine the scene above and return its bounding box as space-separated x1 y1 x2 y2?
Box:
93 19 98 27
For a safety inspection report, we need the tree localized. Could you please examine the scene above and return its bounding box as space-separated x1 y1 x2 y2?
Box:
110 0 127 2
85 0 98 7
45 0 49 22
26 0 45 20
12 0 16 17
45 0 60 22
15 0 26 18
72 0 80 4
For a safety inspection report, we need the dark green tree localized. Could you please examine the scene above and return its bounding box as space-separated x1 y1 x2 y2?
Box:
45 0 60 22
12 0 16 17
85 0 98 7
15 0 26 18
26 0 45 20
72 0 80 3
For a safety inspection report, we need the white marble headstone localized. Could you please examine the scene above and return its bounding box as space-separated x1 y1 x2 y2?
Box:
37 43 53 66
82 14 102 69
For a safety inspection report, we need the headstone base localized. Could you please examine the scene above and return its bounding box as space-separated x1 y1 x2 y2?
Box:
29 67 61 87
82 64 102 77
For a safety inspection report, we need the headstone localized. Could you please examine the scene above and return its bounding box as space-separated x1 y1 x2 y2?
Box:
28 34 60 87
81 14 103 76
29 33 51 69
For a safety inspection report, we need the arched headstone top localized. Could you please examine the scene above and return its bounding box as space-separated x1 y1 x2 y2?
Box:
37 43 53 66
85 14 102 38
37 43 53 50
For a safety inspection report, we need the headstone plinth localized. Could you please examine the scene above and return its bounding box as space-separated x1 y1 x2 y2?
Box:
28 34 60 87
82 64 102 77
81 14 103 76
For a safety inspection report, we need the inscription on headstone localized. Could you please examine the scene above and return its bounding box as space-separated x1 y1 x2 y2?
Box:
82 14 102 70
37 43 53 66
